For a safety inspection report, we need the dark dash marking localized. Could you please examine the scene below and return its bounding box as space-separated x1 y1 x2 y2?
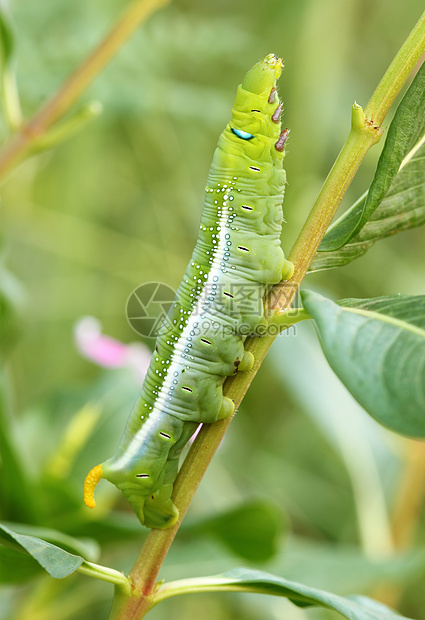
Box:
181 386 193 393
159 432 171 439
241 205 253 211
238 245 250 252
136 474 149 478
200 338 212 345
223 291 234 298
250 166 260 172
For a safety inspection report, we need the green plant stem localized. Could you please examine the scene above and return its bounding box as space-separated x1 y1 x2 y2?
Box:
370 440 425 609
108 11 425 620
28 101 103 155
270 103 381 313
0 0 170 181
2 67 23 130
77 562 131 595
152 576 300 606
364 10 425 125
268 307 312 327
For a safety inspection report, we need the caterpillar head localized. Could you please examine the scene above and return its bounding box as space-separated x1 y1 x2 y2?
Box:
241 53 283 96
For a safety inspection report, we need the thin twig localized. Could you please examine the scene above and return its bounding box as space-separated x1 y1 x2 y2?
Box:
0 0 170 181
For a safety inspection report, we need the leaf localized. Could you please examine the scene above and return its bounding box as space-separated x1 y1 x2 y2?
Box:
184 500 287 563
0 3 22 129
310 134 425 272
0 4 15 66
348 596 412 617
0 523 90 579
269 330 397 557
2 522 100 560
0 265 25 360
317 59 425 255
163 531 425 597
158 567 411 619
0 546 41 583
0 369 42 523
0 523 130 591
300 291 425 437
310 163 425 273
274 536 425 595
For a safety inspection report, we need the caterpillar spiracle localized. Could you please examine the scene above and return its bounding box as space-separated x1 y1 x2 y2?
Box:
84 53 294 529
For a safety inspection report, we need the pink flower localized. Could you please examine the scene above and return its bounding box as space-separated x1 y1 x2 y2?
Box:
74 317 151 381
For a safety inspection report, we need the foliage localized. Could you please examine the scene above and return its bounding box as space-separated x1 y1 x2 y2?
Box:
311 60 425 270
301 292 425 437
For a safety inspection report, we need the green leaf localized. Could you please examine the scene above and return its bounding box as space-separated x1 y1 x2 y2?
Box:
162 533 425 598
309 131 425 272
274 536 425 595
184 500 287 563
0 545 41 583
301 291 425 437
318 59 425 254
0 523 88 579
0 3 22 129
0 4 15 66
1 522 100 560
157 567 411 619
0 369 42 523
0 265 25 360
0 523 129 590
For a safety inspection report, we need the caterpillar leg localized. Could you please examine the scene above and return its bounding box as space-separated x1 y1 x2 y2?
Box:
143 484 179 529
237 350 254 372
140 421 197 528
282 258 294 281
217 396 235 420
84 464 103 509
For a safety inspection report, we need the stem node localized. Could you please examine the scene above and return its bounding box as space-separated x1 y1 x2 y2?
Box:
351 101 382 143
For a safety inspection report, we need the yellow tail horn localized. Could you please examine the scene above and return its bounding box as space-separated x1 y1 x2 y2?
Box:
84 464 103 508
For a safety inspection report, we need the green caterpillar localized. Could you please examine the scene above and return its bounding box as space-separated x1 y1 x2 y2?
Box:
84 53 293 529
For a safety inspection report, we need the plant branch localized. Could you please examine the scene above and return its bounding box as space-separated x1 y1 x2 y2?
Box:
77 562 131 595
364 10 425 125
270 103 381 313
153 576 303 606
2 66 23 130
370 440 425 609
391 441 425 549
0 0 170 181
108 11 425 619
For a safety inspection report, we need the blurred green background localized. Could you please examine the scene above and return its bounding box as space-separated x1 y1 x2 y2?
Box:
1 0 425 619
